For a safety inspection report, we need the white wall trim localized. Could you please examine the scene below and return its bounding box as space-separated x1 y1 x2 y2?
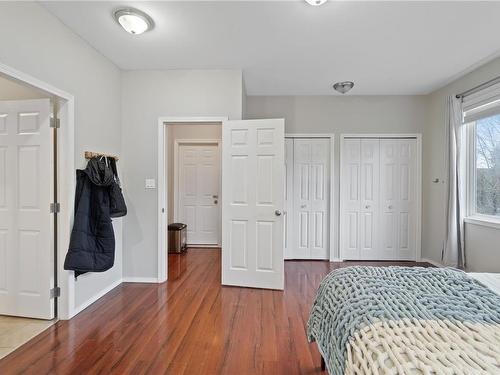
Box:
285 133 336 262
122 277 159 283
339 133 422 262
157 116 228 283
72 278 122 318
0 62 76 320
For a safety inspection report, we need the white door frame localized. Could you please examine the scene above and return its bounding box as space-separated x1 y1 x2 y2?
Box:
339 133 422 262
157 117 228 283
285 134 335 261
173 139 222 245
0 62 75 320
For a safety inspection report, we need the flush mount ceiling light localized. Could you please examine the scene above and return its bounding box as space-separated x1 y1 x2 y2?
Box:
114 8 154 35
305 0 327 6
333 81 355 94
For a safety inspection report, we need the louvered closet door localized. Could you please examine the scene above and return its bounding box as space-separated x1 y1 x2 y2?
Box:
380 139 417 260
359 139 380 260
292 139 329 260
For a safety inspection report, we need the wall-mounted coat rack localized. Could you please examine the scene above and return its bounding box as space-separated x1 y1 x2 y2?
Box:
84 151 119 161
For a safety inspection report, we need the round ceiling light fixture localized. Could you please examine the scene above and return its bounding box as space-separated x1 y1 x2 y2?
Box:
114 8 154 35
333 81 355 94
305 0 327 6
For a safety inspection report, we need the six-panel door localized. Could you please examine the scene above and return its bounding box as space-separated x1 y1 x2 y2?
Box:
0 99 54 319
222 119 284 290
178 143 220 245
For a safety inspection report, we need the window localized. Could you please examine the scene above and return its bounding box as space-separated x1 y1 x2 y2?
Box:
473 113 500 217
464 87 500 225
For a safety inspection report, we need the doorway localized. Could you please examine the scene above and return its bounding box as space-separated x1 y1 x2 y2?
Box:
0 73 65 359
157 118 227 282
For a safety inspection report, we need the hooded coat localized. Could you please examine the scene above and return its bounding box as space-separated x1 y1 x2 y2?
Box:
64 158 115 277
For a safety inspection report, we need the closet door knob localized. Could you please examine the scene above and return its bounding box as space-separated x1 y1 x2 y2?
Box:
388 205 393 209
275 210 282 216
365 205 370 209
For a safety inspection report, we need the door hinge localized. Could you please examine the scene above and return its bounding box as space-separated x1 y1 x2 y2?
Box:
50 202 60 213
50 287 61 299
50 117 60 128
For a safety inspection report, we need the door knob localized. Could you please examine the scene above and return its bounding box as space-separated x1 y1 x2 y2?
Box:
388 205 393 209
214 200 218 204
275 210 282 216
365 205 370 209
300 204 307 209
212 195 218 199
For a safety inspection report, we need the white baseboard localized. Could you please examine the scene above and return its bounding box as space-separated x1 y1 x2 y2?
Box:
71 278 123 318
421 258 444 267
330 258 343 262
122 277 159 283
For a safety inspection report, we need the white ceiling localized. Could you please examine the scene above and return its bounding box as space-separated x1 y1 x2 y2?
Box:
41 1 500 95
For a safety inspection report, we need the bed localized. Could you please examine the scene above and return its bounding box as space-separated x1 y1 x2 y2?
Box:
307 267 500 374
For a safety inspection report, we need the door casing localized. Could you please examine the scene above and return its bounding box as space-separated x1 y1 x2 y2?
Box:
157 117 228 283
0 63 75 320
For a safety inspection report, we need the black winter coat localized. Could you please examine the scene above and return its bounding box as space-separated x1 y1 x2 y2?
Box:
64 159 115 277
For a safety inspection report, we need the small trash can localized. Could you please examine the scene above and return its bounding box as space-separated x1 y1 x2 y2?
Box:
168 223 187 253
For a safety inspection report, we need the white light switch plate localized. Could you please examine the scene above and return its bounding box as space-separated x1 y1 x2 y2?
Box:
145 178 156 189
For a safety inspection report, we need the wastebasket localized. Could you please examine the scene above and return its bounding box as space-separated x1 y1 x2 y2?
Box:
168 223 187 253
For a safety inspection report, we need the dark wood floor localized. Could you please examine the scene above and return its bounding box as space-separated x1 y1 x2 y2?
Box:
0 249 431 375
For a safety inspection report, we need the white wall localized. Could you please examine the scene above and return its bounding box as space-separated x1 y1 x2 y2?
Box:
167 123 222 224
0 2 123 315
424 56 500 272
121 70 242 279
246 95 428 259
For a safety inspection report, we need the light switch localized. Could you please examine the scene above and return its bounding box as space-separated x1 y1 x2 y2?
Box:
145 178 156 189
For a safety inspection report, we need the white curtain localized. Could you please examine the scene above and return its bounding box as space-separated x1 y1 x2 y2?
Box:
443 96 466 269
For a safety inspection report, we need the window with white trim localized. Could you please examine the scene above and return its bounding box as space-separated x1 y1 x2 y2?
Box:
464 85 500 221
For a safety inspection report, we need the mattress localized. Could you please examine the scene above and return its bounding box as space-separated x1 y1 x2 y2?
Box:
469 272 500 296
307 267 500 374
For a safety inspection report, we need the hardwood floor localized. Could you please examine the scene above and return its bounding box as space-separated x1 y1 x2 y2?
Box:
0 249 431 375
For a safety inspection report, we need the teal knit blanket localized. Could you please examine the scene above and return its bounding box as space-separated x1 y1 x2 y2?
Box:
307 266 500 374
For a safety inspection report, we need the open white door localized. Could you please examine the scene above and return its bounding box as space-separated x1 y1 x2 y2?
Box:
0 99 54 319
222 119 285 290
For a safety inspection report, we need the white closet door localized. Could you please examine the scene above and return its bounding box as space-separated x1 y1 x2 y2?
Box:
380 139 417 260
178 143 220 245
284 138 293 259
292 139 329 260
379 140 399 259
0 99 54 319
341 139 361 259
222 119 284 290
359 139 380 260
396 139 417 260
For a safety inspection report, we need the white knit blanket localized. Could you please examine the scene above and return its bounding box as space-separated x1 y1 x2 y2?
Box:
307 267 500 375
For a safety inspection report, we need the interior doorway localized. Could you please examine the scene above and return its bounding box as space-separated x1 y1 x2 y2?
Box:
157 117 227 282
0 72 69 359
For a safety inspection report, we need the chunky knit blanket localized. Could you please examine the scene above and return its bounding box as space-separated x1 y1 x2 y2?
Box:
307 266 500 374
